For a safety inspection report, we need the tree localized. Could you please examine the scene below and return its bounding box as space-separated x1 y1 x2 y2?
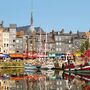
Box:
80 43 85 55
80 40 90 55
84 40 89 50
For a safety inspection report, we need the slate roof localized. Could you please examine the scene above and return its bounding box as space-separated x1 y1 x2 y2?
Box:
16 25 45 34
78 32 86 39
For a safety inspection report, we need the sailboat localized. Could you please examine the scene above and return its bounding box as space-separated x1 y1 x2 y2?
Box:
41 32 55 69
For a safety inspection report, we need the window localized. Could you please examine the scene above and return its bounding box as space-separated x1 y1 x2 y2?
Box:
16 40 19 43
59 42 61 45
69 40 71 43
69 45 72 48
7 44 8 47
55 36 58 41
13 40 15 42
56 48 58 51
59 37 61 41
59 48 61 51
4 44 6 47
56 42 58 45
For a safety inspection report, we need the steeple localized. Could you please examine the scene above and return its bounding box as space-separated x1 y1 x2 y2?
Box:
30 12 33 26
28 12 35 33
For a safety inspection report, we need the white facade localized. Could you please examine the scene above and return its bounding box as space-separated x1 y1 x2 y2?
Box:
3 31 9 54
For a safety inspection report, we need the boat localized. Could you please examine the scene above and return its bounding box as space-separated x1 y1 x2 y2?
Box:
24 63 37 70
64 72 90 84
65 60 90 71
41 70 55 79
41 61 55 69
24 69 37 75
64 63 75 71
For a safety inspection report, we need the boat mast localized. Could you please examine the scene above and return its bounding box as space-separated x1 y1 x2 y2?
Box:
39 28 42 61
45 32 47 56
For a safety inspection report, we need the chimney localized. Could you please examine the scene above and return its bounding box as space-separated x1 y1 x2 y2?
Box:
0 20 3 27
10 24 17 29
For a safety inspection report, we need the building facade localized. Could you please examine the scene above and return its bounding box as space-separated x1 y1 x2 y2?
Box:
9 24 16 54
3 29 9 54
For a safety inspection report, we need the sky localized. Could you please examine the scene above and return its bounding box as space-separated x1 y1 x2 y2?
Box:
0 0 90 33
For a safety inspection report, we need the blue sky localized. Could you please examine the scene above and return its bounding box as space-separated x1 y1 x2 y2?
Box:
0 0 90 32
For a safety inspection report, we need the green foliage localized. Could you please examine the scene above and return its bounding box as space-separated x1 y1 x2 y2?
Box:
1 61 24 67
80 40 90 55
80 43 85 55
84 40 89 50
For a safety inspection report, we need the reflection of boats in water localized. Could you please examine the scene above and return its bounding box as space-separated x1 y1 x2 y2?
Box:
65 62 90 71
41 70 55 79
24 63 37 70
41 61 55 69
64 72 90 83
24 69 38 75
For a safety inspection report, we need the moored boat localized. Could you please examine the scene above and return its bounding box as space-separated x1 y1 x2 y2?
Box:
64 62 90 71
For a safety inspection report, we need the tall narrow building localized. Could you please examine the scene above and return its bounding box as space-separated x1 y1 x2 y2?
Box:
9 24 17 53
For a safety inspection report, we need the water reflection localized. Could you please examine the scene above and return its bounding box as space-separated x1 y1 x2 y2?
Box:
0 69 89 90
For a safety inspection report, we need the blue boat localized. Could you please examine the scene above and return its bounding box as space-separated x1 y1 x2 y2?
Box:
24 63 37 70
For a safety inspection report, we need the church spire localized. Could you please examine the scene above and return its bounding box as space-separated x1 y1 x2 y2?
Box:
31 12 33 26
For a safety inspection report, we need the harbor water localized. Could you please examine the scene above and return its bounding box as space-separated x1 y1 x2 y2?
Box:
0 68 89 90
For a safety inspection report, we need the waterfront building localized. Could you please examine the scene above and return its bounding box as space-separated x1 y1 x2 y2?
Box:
3 28 9 54
0 79 16 90
16 37 23 54
72 31 86 52
54 29 86 54
9 24 17 54
54 29 73 53
16 31 24 53
0 18 87 55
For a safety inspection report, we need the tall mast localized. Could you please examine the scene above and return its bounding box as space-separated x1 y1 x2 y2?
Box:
31 12 33 26
40 28 41 52
45 32 47 55
39 28 42 61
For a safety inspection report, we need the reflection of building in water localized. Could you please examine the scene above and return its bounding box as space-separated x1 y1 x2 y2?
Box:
0 79 27 90
0 79 15 90
45 79 66 90
15 79 27 90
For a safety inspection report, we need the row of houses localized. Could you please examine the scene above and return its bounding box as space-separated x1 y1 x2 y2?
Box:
0 17 90 55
